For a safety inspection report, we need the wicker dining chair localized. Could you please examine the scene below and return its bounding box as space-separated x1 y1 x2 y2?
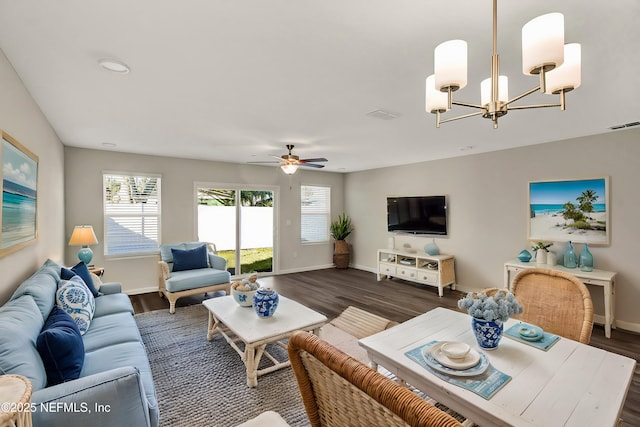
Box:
511 268 594 344
287 331 463 427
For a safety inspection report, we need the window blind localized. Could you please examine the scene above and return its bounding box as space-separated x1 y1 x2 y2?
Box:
300 185 330 243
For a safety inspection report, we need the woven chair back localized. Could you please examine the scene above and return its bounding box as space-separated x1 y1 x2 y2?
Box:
287 331 463 427
511 268 594 344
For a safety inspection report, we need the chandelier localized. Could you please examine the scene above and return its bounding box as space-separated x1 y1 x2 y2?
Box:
425 0 581 128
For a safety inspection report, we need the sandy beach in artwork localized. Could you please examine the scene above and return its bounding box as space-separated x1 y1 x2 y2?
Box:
530 211 608 243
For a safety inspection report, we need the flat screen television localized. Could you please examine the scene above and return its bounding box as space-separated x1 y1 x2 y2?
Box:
387 196 448 235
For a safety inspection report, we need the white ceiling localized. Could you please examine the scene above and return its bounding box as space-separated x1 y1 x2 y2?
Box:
0 0 638 173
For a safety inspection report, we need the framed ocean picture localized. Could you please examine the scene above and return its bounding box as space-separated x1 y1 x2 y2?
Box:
0 131 38 257
528 177 609 245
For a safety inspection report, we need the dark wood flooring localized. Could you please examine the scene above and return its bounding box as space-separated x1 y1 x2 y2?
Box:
130 268 640 426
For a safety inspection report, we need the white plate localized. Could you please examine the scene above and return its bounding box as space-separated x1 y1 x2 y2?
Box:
422 343 489 377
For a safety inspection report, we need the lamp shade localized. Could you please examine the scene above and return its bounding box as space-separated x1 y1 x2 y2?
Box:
281 164 299 175
425 75 448 113
545 43 581 94
522 13 564 75
481 75 509 106
434 40 468 91
69 226 98 246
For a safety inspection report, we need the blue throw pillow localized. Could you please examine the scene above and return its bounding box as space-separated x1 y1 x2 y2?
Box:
62 262 100 297
56 277 96 335
36 306 85 386
171 245 208 272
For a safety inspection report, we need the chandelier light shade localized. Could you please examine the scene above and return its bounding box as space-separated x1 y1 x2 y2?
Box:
521 13 565 75
434 40 468 91
69 225 99 265
280 163 299 175
545 43 581 94
481 75 508 106
425 75 448 113
424 0 581 128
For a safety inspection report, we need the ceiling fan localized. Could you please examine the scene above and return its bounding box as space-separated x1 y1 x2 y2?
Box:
251 144 328 175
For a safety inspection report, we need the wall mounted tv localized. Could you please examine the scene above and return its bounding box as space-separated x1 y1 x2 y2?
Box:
387 196 448 235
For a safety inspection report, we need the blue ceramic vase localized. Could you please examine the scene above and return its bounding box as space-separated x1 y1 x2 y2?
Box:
252 287 279 318
517 249 532 262
471 318 504 350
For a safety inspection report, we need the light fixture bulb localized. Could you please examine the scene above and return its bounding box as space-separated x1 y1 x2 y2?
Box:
522 13 564 75
425 75 448 113
434 40 468 91
281 164 299 175
481 75 509 106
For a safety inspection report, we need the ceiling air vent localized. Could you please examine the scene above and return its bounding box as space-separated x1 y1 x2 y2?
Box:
609 121 640 130
366 109 400 120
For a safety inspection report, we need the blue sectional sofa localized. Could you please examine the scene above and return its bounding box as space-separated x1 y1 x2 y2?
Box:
0 259 158 427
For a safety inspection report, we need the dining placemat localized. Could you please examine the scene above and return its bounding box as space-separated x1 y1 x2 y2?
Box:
405 341 511 400
504 322 559 351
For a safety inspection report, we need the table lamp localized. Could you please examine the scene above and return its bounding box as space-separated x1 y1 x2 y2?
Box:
68 225 99 265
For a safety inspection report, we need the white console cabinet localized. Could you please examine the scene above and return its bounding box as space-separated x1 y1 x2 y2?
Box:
377 249 456 297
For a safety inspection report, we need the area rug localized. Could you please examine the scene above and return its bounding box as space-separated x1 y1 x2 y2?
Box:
135 304 310 427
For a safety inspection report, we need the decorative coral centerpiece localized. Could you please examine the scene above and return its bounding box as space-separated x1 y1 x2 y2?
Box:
458 288 523 350
231 274 260 306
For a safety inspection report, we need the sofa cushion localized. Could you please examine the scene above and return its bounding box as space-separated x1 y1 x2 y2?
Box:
165 268 231 292
56 277 96 335
93 293 134 318
82 312 142 352
61 262 100 297
0 296 47 390
10 260 60 321
171 245 208 272
36 306 85 386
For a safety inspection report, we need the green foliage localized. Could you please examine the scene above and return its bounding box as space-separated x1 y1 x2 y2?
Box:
573 220 591 229
560 188 601 230
218 248 273 273
531 241 553 252
330 213 353 240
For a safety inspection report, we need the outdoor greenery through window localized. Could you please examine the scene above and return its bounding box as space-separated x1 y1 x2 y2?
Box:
197 188 274 275
103 173 161 256
301 185 330 243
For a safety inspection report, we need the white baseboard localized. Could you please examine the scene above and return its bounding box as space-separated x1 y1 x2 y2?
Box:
125 286 158 295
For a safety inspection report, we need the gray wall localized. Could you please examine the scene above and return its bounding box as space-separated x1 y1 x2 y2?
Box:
345 128 640 331
64 148 345 293
0 50 65 304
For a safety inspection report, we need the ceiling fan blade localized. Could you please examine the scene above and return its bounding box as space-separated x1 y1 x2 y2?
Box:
247 161 280 164
300 163 325 169
299 157 328 163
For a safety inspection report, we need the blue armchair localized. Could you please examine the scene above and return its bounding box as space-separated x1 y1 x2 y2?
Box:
158 242 231 313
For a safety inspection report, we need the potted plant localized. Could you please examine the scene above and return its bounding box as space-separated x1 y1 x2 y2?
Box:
330 213 353 269
458 288 523 350
531 241 553 264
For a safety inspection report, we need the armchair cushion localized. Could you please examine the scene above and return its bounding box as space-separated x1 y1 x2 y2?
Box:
171 245 208 272
165 268 231 293
36 306 85 386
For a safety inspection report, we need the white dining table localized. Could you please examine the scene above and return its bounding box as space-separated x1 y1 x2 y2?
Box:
359 307 636 427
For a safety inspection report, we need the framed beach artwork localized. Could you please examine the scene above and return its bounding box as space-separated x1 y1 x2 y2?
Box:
0 131 38 258
528 177 609 245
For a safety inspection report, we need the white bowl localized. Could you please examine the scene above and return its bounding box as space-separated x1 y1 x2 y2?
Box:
231 285 258 306
441 341 471 360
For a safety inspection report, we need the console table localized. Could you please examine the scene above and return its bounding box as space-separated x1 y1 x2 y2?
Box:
504 260 616 338
377 249 455 297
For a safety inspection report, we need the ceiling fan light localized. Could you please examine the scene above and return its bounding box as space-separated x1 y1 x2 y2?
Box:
281 164 299 175
425 75 448 113
434 40 468 91
545 43 581 94
481 75 509 106
522 12 564 75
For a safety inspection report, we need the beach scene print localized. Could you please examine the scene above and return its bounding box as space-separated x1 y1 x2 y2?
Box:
529 178 608 244
2 137 37 249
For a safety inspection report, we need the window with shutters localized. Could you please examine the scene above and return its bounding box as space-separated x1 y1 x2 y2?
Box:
300 185 330 244
103 173 161 256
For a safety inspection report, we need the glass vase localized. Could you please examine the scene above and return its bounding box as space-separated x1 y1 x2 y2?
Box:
579 243 594 272
563 241 577 268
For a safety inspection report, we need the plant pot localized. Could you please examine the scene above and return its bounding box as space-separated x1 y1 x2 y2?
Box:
333 240 350 269
471 318 504 350
535 250 547 264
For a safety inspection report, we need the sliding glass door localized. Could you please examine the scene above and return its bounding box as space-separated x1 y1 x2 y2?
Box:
196 186 275 277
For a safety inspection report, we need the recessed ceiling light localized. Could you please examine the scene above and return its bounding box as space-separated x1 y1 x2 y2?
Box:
98 59 130 74
459 145 475 151
101 142 117 148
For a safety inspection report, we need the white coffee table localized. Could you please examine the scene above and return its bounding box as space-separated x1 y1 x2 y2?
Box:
203 295 327 387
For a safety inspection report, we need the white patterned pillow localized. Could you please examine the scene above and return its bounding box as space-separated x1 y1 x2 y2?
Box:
56 277 96 335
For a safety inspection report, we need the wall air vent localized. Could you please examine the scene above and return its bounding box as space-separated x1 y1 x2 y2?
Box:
609 121 640 130
366 109 400 120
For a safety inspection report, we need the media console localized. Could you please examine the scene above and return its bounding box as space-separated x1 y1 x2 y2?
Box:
377 249 456 297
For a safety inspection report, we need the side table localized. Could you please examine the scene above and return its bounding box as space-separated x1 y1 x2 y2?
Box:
89 267 104 277
0 374 33 427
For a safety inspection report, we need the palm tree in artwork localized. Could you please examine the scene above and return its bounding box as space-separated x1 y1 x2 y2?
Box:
577 189 599 220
